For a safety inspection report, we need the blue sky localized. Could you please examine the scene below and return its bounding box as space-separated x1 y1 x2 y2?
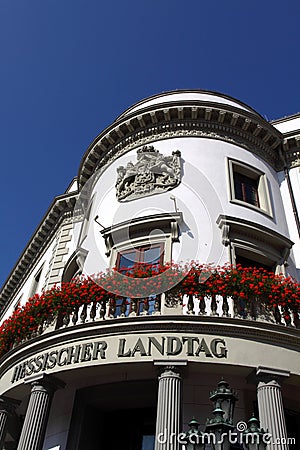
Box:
0 0 299 287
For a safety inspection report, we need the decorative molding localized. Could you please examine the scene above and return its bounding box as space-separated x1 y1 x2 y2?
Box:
100 212 183 256
282 136 300 168
217 215 294 266
78 101 283 188
115 146 181 202
256 366 290 383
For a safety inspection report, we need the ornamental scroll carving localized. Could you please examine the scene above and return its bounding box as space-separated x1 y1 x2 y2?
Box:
115 146 181 202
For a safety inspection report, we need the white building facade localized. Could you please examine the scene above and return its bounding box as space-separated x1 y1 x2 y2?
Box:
0 90 299 450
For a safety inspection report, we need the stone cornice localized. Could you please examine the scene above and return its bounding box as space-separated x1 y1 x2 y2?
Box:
217 215 294 250
0 192 78 313
78 100 283 188
282 134 300 168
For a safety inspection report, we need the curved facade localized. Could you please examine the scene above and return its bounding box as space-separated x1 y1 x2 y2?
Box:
0 90 300 450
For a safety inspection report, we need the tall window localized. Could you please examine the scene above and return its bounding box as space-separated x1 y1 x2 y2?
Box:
28 265 43 298
114 244 164 317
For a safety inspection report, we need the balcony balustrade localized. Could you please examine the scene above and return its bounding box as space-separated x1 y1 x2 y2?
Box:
54 293 299 330
1 263 299 357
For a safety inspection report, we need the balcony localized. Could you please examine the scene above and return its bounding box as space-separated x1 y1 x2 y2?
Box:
0 263 299 358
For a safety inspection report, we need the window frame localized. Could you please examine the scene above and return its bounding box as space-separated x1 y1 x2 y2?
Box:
228 159 273 217
116 242 165 273
101 212 182 268
113 241 165 317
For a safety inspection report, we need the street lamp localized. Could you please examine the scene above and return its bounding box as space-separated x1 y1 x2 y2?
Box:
205 406 234 450
205 379 238 450
242 416 267 450
184 417 205 450
209 379 238 423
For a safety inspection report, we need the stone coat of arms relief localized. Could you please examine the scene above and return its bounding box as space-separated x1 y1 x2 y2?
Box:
115 146 181 202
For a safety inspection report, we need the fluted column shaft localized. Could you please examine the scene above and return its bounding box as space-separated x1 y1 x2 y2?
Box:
257 368 289 450
0 396 20 448
17 375 64 450
155 366 182 450
0 401 10 448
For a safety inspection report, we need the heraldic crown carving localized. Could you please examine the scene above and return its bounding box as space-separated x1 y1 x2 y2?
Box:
115 146 182 202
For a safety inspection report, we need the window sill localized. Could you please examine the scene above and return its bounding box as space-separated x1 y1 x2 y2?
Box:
229 198 273 219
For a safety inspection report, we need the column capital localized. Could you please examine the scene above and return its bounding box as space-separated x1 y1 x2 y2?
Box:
256 366 290 385
153 360 187 377
24 373 65 394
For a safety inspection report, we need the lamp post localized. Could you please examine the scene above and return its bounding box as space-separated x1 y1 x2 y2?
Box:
205 379 238 450
242 416 267 450
209 379 238 423
184 417 205 450
205 406 234 450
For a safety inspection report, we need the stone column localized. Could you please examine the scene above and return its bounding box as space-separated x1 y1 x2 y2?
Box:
0 396 20 448
154 361 186 450
17 374 65 450
256 367 290 450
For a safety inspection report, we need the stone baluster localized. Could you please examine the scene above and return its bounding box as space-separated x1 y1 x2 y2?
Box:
99 299 106 320
142 298 149 315
153 295 161 315
198 296 206 315
293 309 300 328
274 306 282 324
130 299 137 316
72 305 79 325
222 296 229 317
17 374 65 450
62 311 70 327
90 301 97 321
120 297 127 317
256 367 290 450
80 304 87 323
154 362 186 450
187 295 195 314
210 294 218 316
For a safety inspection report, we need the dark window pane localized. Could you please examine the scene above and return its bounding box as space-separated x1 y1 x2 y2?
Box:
236 255 272 271
234 173 259 207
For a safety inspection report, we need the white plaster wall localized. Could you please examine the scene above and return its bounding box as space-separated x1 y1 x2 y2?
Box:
273 116 300 134
78 137 291 278
278 167 300 277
